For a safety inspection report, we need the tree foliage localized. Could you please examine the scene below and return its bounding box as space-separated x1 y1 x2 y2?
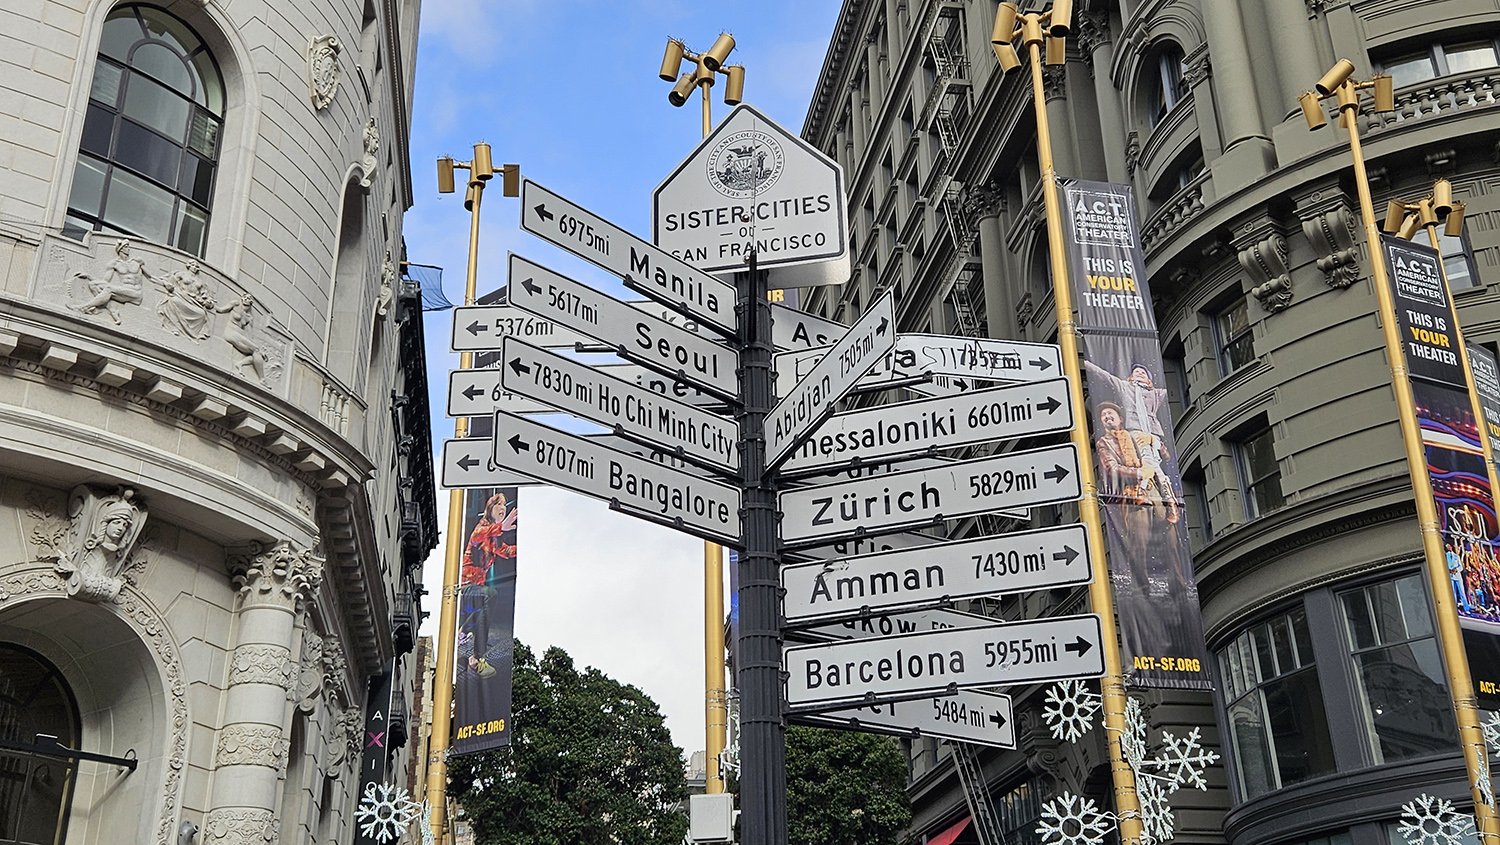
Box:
785 724 913 845
448 641 688 845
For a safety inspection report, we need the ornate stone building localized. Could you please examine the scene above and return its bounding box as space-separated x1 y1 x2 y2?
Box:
801 1 1500 843
0 1 436 843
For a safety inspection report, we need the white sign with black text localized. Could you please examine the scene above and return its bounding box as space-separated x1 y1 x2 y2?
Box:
797 689 1016 750
449 304 593 352
441 437 538 489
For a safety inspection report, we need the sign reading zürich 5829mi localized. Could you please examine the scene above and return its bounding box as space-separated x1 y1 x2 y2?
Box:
653 103 848 273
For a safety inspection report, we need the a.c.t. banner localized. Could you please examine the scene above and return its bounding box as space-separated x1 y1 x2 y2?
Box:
450 485 519 755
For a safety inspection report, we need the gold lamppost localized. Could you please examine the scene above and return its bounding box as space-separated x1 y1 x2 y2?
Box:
425 143 520 843
658 32 743 798
991 4 1144 843
1301 65 1500 839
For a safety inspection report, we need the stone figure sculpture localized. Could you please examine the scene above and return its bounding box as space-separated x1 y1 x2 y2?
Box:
308 35 342 110
360 116 379 188
69 240 150 324
55 485 147 602
155 259 217 340
215 294 277 384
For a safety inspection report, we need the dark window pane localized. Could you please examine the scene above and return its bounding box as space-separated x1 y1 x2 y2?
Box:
115 119 183 187
1369 580 1406 644
100 10 143 61
1396 574 1433 639
187 109 220 157
90 59 124 106
1224 334 1256 371
131 40 192 94
139 6 201 56
1250 478 1285 516
1261 667 1337 786
174 204 209 257
80 104 115 157
1272 616 1297 673
101 168 174 241
191 49 223 113
122 72 190 140
1445 42 1499 74
67 154 108 218
1385 52 1437 87
1228 693 1275 798
1253 624 1278 679
62 214 92 240
1291 607 1314 665
1343 590 1376 650
179 153 214 206
1353 641 1456 761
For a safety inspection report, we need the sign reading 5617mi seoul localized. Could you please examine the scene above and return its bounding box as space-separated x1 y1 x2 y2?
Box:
654 103 848 273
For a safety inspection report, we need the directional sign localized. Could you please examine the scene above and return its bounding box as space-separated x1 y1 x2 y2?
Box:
448 368 554 417
490 410 741 546
507 254 737 399
781 523 1092 625
894 334 1062 386
441 438 538 488
498 337 737 472
779 443 1082 546
596 362 728 411
520 179 737 336
765 290 896 467
783 613 1105 708
798 607 995 643
631 297 851 353
653 103 848 273
795 689 1017 749
450 304 594 352
781 379 1074 476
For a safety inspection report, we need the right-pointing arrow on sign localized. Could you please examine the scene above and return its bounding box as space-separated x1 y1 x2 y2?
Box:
1042 463 1071 483
1053 545 1081 565
1064 636 1093 657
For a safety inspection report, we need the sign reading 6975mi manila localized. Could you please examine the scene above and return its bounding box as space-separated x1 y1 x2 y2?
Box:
489 410 741 546
653 103 848 274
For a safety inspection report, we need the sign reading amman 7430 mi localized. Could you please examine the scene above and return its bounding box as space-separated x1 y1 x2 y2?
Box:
765 290 895 467
778 443 1082 546
520 179 737 336
783 614 1104 708
490 410 741 546
781 523 1091 624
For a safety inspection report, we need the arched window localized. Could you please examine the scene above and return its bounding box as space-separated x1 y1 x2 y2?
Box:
0 643 81 845
64 4 225 257
1144 43 1187 126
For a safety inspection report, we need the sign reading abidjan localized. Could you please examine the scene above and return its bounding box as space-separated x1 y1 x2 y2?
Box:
653 103 848 274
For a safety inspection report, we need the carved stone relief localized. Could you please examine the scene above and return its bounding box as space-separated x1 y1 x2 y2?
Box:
53 485 148 602
39 235 293 393
1042 65 1068 101
214 724 286 769
307 35 342 110
229 644 296 688
376 252 395 318
1298 197 1362 289
1237 233 1294 313
1075 11 1111 56
1125 130 1141 175
228 540 324 611
359 117 380 189
326 704 363 775
201 808 278 845
294 631 324 711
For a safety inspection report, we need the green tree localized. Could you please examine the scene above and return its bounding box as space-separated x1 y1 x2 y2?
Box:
448 641 688 845
786 724 913 845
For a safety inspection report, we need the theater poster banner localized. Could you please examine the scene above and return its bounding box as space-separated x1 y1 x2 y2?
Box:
450 485 519 755
1060 179 1211 690
1383 235 1500 708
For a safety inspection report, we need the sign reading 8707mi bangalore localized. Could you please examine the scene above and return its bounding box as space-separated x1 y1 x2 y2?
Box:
653 103 848 274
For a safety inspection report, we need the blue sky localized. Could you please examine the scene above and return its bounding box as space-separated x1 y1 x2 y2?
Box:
410 1 843 756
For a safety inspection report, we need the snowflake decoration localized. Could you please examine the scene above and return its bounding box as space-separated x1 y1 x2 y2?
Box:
421 801 435 845
1036 792 1116 845
1120 696 1149 768
1397 793 1477 845
1141 727 1220 792
354 782 422 843
1476 746 1495 809
1043 680 1101 743
1484 711 1500 758
1134 774 1175 845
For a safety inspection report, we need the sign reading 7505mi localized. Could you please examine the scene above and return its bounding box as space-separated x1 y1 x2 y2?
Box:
520 179 737 337
779 443 1081 545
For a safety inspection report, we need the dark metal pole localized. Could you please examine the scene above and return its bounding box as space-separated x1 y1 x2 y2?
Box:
736 251 785 845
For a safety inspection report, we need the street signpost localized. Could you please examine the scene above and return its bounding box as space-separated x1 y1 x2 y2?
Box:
447 368 554 417
779 379 1074 476
779 443 1082 546
652 102 848 274
489 410 742 546
798 607 994 643
520 179 737 336
631 297 851 353
776 335 1063 397
781 524 1092 625
506 254 737 399
498 337 737 473
450 304 594 352
783 613 1105 709
764 290 896 467
795 689 1017 750
440 437 538 489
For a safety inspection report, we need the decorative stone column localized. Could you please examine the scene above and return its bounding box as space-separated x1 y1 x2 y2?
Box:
971 184 1015 340
1078 11 1129 183
203 540 324 844
1202 0 1276 189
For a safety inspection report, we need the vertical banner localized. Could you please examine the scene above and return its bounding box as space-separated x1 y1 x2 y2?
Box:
1060 179 1211 690
450 486 519 755
1383 236 1500 708
1469 344 1500 453
353 670 393 845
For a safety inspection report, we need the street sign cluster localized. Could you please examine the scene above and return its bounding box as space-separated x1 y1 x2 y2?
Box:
441 104 1101 766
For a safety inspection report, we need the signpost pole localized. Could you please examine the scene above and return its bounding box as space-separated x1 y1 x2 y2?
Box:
737 251 785 845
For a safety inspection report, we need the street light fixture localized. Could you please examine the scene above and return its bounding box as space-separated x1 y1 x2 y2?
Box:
991 3 1144 843
660 35 744 134
1299 61 1500 840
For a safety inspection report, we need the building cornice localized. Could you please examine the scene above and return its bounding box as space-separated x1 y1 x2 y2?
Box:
803 0 866 141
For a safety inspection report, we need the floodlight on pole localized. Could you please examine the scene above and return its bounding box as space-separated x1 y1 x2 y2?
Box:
660 39 686 81
1315 58 1355 95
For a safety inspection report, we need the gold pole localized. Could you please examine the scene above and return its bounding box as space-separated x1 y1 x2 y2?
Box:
1023 24 1144 844
1339 93 1500 840
427 145 489 842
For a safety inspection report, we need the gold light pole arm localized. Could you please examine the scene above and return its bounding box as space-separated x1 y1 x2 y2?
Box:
1309 68 1500 840
998 4 1144 840
425 143 518 842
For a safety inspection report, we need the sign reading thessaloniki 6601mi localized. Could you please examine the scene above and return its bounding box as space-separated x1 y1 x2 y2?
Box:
489 410 741 546
778 443 1081 546
781 523 1091 624
783 614 1104 708
765 290 896 467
